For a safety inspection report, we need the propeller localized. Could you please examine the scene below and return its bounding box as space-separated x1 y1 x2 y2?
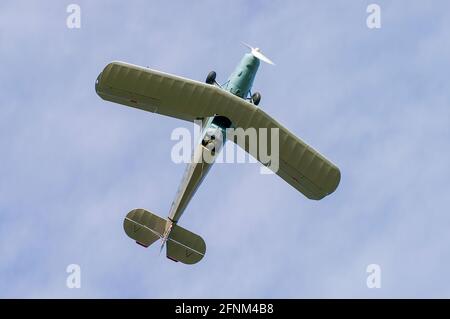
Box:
242 42 275 65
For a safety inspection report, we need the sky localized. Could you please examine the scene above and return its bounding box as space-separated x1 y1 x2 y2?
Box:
1 1 450 298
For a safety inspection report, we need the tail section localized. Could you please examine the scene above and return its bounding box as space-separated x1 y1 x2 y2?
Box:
124 208 167 247
166 223 206 265
123 208 206 265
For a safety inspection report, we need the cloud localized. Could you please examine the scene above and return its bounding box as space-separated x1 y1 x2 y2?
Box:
1 0 450 298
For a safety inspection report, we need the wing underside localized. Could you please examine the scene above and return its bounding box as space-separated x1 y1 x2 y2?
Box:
96 61 340 199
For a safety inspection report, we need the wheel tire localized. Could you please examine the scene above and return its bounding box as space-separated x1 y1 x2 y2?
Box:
252 92 261 105
206 71 216 85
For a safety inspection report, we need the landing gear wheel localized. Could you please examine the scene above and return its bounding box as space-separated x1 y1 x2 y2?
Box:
252 92 261 106
205 71 216 85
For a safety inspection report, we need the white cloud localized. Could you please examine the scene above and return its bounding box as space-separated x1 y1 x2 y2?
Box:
1 0 450 298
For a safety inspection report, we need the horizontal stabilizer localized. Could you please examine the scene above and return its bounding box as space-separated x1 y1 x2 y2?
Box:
123 208 206 264
166 224 206 265
123 208 167 247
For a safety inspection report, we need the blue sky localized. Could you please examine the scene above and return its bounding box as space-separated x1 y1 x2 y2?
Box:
1 1 450 298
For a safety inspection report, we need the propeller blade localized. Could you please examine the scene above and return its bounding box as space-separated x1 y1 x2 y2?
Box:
252 48 275 65
241 41 253 51
241 42 275 65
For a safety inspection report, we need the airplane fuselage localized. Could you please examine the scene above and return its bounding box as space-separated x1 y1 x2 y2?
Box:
224 53 260 99
167 53 261 223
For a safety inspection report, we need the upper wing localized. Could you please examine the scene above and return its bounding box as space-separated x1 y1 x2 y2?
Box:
96 61 340 199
